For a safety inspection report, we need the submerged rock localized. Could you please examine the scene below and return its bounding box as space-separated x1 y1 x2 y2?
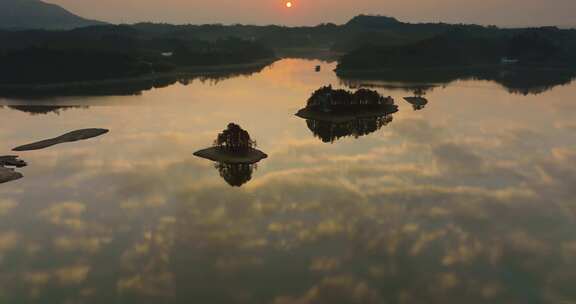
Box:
0 167 23 184
13 128 109 151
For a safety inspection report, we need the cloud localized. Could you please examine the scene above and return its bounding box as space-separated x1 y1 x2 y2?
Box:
0 199 17 216
0 231 19 252
272 276 383 304
390 117 445 144
433 142 485 175
38 201 86 231
53 265 91 285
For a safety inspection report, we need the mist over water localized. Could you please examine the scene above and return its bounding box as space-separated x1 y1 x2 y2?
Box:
1 59 576 303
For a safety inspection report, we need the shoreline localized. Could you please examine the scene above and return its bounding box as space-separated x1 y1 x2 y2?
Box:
336 64 576 77
194 147 268 164
296 106 399 123
0 58 278 97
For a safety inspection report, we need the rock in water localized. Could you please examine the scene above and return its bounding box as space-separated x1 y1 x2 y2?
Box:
0 167 23 184
194 147 268 164
13 128 109 151
403 97 428 106
0 155 27 167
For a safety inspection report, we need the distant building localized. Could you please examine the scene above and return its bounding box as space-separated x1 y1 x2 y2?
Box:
161 52 173 57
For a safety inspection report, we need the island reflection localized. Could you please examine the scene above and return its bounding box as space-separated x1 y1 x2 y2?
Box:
215 163 257 187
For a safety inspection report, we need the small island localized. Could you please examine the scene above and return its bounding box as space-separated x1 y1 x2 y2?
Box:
194 123 267 186
404 96 428 111
296 86 398 142
194 123 268 164
296 85 398 122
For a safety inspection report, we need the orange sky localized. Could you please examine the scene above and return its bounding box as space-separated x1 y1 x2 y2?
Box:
46 0 576 27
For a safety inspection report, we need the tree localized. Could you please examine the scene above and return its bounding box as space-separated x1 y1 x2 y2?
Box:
213 123 256 153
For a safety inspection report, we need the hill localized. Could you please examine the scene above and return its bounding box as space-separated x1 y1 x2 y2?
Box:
0 0 105 30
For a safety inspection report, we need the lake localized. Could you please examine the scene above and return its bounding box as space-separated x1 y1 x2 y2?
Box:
1 58 576 303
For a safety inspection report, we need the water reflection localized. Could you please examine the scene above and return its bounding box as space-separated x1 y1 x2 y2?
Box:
215 163 257 187
0 59 575 303
305 116 394 143
0 62 272 98
339 67 576 95
1 105 89 115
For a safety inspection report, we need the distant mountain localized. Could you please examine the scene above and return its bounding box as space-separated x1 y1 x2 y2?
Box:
0 0 106 30
345 15 402 29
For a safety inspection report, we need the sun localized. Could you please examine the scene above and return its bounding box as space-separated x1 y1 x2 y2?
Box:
285 1 293 8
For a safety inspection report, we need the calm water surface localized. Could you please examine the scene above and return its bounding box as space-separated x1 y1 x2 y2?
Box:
1 59 576 303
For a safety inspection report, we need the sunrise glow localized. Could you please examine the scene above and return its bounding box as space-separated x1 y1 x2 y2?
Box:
286 1 293 8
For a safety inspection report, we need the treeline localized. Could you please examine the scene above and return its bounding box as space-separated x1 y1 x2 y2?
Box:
337 26 576 71
307 85 394 108
2 15 576 84
1 14 545 55
0 26 274 84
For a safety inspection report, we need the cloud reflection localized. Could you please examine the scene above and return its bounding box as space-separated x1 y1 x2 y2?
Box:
0 59 575 303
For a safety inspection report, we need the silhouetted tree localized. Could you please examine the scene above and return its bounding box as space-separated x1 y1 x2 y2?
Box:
213 123 256 153
306 86 394 111
507 29 560 63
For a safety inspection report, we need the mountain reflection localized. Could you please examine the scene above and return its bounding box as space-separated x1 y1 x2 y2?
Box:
4 105 89 115
339 67 576 95
0 63 271 98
